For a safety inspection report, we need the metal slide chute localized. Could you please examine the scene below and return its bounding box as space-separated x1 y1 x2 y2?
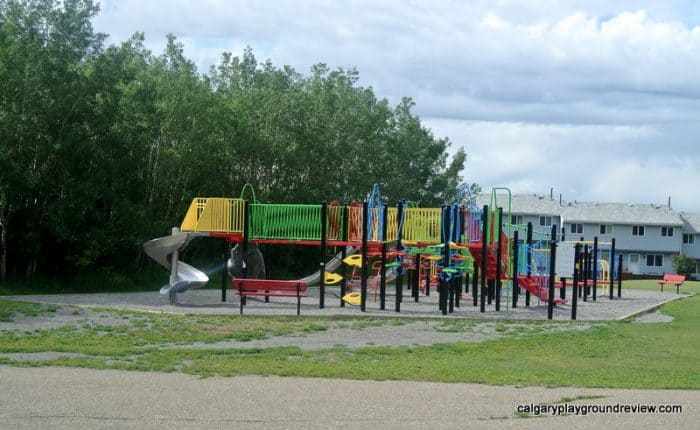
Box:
143 228 209 301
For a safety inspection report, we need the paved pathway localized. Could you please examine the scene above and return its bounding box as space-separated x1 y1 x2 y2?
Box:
0 367 697 429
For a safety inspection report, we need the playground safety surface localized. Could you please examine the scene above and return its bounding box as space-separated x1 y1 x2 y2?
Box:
7 288 689 321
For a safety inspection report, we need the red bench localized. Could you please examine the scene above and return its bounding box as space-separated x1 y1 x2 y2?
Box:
658 274 685 294
232 279 308 315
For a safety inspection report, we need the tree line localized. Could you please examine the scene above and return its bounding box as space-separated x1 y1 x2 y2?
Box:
0 0 467 285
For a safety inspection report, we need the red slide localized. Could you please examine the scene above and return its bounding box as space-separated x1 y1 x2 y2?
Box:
517 275 566 304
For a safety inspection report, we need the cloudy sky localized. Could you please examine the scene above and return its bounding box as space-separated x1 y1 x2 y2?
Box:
94 1 700 211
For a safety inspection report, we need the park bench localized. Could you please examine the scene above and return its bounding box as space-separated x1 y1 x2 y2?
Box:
658 274 685 294
232 279 308 315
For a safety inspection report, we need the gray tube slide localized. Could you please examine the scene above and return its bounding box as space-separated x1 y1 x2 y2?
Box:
143 230 209 295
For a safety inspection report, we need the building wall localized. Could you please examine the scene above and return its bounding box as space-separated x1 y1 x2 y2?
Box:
600 224 681 253
681 234 700 258
509 214 562 241
620 251 676 275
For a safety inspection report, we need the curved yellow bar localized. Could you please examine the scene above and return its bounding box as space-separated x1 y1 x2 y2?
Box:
324 272 343 285
342 292 362 306
343 254 362 267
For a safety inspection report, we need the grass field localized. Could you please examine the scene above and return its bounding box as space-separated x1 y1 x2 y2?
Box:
0 280 698 389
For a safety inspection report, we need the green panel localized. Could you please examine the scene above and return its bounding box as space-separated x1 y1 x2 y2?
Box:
249 204 323 240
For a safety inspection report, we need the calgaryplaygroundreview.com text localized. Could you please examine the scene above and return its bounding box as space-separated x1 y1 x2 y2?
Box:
517 403 683 417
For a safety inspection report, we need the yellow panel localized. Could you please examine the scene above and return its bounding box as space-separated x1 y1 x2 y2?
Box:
179 198 245 233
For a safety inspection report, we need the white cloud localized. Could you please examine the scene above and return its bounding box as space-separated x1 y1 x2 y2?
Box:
92 1 700 210
424 118 700 210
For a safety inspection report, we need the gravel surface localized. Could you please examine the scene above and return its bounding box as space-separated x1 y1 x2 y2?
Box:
1 366 697 429
1 306 134 332
161 320 597 351
0 288 686 357
5 287 689 321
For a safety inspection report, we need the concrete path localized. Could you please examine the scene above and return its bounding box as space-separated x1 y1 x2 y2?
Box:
0 366 696 429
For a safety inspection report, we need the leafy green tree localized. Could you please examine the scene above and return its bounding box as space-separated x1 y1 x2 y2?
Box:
0 2 469 286
672 254 696 278
0 0 104 278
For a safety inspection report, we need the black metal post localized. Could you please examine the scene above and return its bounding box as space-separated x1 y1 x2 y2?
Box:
582 245 589 301
361 201 368 312
512 230 520 308
425 254 431 296
440 205 450 315
547 224 557 320
241 201 250 309
609 238 616 300
320 201 327 309
525 221 532 307
480 205 488 313
560 277 566 300
340 246 347 308
617 253 623 297
380 204 388 310
592 236 598 301
221 239 228 302
572 243 580 320
455 273 460 308
396 201 405 312
413 259 420 302
495 207 503 311
340 205 349 307
472 260 479 307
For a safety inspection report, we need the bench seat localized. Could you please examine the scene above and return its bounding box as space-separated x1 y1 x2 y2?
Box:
658 274 685 294
232 279 308 315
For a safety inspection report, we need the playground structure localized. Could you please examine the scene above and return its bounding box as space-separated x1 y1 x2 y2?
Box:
143 185 623 319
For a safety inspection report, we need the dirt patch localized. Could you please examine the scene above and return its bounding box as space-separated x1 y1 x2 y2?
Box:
633 311 674 324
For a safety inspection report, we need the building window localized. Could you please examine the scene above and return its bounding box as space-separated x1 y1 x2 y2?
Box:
570 223 583 234
661 226 674 237
683 234 695 244
600 224 613 235
510 215 523 225
539 216 552 227
696 262 700 274
632 225 645 236
646 254 663 267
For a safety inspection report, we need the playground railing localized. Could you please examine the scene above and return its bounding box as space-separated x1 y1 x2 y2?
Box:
348 205 363 242
403 208 442 243
463 209 482 242
326 204 345 241
250 204 323 240
180 198 246 233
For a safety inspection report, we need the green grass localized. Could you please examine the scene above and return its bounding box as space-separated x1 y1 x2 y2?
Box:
0 280 698 389
622 279 700 294
0 300 58 322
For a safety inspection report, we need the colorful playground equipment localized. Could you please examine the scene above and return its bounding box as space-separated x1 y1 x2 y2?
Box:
144 184 622 319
